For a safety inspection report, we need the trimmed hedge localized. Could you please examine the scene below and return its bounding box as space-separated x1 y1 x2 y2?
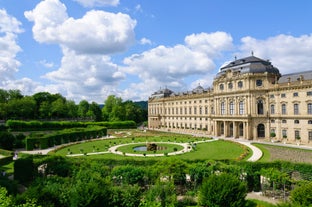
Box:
6 120 136 131
25 126 107 150
14 155 34 183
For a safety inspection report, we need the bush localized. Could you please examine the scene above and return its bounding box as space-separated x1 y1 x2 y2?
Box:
0 132 15 150
290 181 312 206
14 156 35 183
199 173 247 207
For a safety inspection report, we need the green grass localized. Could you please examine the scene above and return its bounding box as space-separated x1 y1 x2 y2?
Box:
52 136 248 161
178 139 246 161
253 143 271 162
246 199 277 207
116 143 184 154
52 136 211 156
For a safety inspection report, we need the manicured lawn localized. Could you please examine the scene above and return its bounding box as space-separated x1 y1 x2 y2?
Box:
52 136 248 161
116 143 184 154
52 134 211 156
178 139 246 161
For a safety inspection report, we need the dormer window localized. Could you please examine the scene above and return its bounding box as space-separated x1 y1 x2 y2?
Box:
256 79 263 87
228 82 233 89
238 81 243 88
219 84 224 90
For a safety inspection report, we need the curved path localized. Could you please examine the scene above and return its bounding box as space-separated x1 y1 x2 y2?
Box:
229 139 263 162
16 136 263 161
108 140 216 157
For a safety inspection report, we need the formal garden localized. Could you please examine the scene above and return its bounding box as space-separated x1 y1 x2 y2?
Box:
1 122 312 206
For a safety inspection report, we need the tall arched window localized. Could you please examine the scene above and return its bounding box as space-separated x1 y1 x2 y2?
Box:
257 124 265 137
257 100 264 114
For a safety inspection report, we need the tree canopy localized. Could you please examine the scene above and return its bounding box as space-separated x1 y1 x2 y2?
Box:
0 90 147 123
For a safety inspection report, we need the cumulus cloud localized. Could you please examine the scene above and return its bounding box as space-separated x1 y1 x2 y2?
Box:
122 32 233 97
43 48 125 102
239 34 312 74
73 0 119 8
185 32 234 56
0 9 23 85
23 0 136 102
140 37 152 45
25 0 136 54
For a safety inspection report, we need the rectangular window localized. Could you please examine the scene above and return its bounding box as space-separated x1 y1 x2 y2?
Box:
282 104 287 115
295 130 300 139
309 131 312 141
239 101 244 115
282 120 287 123
281 93 286 98
270 104 275 114
293 92 298 97
221 102 225 115
194 107 197 114
189 107 192 114
308 103 312 114
270 94 275 98
282 129 287 137
294 104 299 115
307 91 312 96
205 106 208 114
229 102 234 115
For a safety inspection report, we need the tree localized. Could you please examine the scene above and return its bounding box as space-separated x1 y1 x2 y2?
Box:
7 96 36 119
51 98 67 118
290 181 312 206
141 180 176 207
90 102 102 121
199 173 247 207
0 187 14 207
78 100 89 118
66 100 78 118
102 95 122 121
0 131 15 150
0 89 9 103
111 165 146 186
153 158 188 185
39 101 51 119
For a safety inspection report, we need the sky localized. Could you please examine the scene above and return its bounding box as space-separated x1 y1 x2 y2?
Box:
0 0 312 103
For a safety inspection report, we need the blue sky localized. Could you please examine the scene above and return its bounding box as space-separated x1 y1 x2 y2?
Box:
0 0 312 103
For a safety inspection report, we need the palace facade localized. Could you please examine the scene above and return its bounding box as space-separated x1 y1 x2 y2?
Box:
148 55 312 143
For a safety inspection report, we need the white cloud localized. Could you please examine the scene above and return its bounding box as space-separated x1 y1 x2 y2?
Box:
239 34 312 74
43 48 125 102
73 0 119 8
22 0 137 102
39 60 54 68
122 32 234 99
185 32 234 56
25 0 136 54
0 9 23 85
140 37 152 45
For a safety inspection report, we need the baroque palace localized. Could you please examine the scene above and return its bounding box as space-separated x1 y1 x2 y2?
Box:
148 55 312 143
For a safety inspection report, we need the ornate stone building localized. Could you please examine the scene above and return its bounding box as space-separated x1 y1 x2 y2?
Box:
148 55 312 143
